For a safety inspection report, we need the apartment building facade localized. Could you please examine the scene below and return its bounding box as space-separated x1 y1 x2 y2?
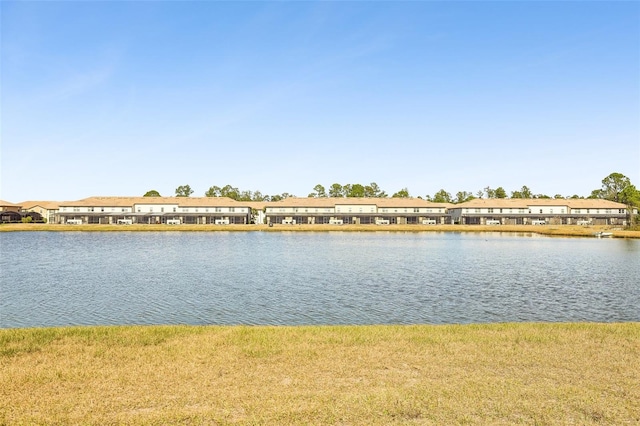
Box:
55 197 252 225
264 197 452 225
449 198 635 226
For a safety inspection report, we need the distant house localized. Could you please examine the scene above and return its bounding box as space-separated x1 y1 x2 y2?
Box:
448 198 636 226
0 200 21 212
0 200 45 223
264 197 452 225
1 200 22 223
55 196 252 225
20 201 60 224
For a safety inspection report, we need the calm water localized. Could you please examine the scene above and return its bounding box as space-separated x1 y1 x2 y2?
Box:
1 231 639 328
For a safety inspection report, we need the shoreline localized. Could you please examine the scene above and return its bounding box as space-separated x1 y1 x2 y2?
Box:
2 222 639 238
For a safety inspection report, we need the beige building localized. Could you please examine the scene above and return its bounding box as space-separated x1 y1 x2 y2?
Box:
264 197 452 225
0 200 21 212
20 201 60 224
449 198 636 226
55 196 252 225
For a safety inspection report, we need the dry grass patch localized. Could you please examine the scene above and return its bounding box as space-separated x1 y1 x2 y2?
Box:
1 323 639 425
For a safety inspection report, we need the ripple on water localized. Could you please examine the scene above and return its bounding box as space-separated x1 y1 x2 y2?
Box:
1 232 639 327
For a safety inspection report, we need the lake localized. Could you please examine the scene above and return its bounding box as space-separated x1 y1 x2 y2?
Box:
1 231 638 328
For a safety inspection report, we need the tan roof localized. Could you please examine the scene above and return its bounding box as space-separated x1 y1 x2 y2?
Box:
265 197 451 209
59 196 250 208
175 197 248 207
0 200 21 207
60 197 140 207
19 201 61 210
454 198 628 209
245 202 269 210
564 199 629 209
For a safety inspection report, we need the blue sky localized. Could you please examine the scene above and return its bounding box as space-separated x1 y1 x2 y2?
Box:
1 1 638 202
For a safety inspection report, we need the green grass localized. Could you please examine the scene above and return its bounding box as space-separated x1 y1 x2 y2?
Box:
2 323 639 425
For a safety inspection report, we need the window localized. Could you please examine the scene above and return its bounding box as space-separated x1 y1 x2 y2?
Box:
550 209 553 214
101 208 105 212
173 208 177 212
229 208 235 212
539 209 542 214
475 209 481 213
488 208 493 213
574 209 581 214
161 207 165 213
414 208 419 213
561 209 565 214
519 209 525 214
216 208 222 212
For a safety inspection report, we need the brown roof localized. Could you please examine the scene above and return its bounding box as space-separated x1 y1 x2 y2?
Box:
0 200 21 207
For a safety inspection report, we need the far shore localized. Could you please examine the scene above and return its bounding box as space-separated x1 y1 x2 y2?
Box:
1 222 640 238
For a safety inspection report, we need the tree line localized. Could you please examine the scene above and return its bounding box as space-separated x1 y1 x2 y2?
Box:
143 172 640 207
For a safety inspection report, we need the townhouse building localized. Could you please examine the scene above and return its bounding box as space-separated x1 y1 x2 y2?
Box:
3 195 638 227
20 201 60 224
55 197 252 225
0 200 45 223
449 198 636 226
264 197 451 225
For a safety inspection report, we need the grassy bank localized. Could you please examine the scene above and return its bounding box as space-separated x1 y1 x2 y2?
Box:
2 222 640 238
1 323 638 425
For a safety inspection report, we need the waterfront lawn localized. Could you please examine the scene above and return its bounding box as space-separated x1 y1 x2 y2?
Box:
1 323 639 425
